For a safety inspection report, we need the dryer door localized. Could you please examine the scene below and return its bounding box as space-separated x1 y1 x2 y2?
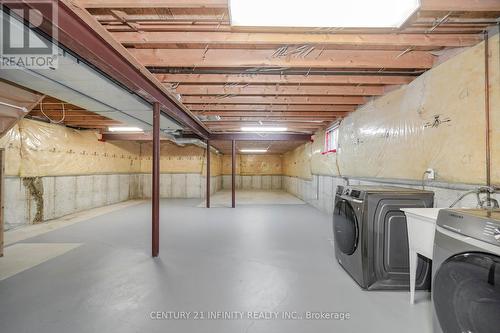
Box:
433 252 500 333
333 198 359 255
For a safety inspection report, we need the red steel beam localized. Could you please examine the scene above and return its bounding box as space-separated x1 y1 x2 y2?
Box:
101 133 171 141
209 133 312 141
152 102 160 257
206 139 211 208
232 139 236 208
103 132 312 142
8 1 209 138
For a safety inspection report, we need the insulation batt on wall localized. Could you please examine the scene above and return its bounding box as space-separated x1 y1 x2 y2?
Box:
222 154 282 175
285 34 499 185
310 129 339 176
0 119 141 177
140 141 222 176
0 125 22 176
0 119 224 177
489 34 500 185
283 144 312 180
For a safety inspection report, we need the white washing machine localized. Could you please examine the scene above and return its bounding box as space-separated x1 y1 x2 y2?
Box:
432 209 500 333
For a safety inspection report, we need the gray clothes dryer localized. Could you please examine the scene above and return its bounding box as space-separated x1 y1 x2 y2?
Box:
432 209 500 333
333 185 434 290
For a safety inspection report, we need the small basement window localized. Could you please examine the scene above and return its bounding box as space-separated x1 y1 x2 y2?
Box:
323 125 339 154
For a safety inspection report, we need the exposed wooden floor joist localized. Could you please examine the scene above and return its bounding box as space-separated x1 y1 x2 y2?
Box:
173 84 385 96
114 31 483 48
155 73 417 85
186 104 357 112
61 0 500 135
78 0 500 12
182 95 366 105
128 49 436 69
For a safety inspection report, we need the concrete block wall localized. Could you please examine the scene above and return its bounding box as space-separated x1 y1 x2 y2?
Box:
137 173 222 199
283 175 499 217
222 175 282 190
4 174 138 230
4 173 223 230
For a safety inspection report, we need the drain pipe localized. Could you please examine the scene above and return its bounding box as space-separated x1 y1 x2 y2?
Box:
484 30 491 203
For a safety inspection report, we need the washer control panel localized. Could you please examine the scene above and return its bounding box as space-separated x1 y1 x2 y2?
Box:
437 209 500 246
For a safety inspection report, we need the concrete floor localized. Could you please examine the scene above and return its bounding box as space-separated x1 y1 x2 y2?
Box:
0 194 432 333
198 190 305 207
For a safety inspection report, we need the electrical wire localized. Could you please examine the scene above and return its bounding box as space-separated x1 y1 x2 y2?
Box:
39 102 65 124
421 170 432 190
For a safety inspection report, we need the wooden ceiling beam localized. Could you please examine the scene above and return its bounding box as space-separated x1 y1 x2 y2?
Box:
29 115 112 122
30 109 91 114
208 118 340 122
205 121 327 127
109 10 140 31
156 73 415 85
79 0 500 12
97 14 227 23
128 49 435 69
60 118 123 125
174 84 384 96
208 133 312 141
208 129 321 133
421 0 500 11
207 127 322 134
195 111 348 117
114 31 482 48
210 124 320 134
207 126 323 131
220 112 340 121
186 104 356 112
105 24 232 32
203 119 322 122
105 24 490 34
27 0 210 138
31 105 86 111
61 120 122 125
29 110 108 116
182 95 365 105
78 0 228 8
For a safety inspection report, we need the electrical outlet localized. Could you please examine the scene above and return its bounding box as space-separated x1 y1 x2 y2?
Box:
426 168 435 180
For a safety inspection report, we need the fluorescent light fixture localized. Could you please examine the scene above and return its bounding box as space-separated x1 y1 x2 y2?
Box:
240 149 268 153
229 0 420 28
241 126 287 132
108 126 143 132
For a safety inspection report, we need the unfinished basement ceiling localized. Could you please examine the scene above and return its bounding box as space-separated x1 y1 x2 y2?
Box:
210 140 305 154
78 0 500 135
0 48 182 132
27 96 124 130
0 12 184 133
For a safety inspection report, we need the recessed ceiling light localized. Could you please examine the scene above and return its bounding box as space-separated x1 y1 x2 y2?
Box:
229 0 420 28
241 126 287 132
240 149 268 153
108 126 143 132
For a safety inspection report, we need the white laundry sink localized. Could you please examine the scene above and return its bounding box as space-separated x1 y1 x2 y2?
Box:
402 208 442 304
